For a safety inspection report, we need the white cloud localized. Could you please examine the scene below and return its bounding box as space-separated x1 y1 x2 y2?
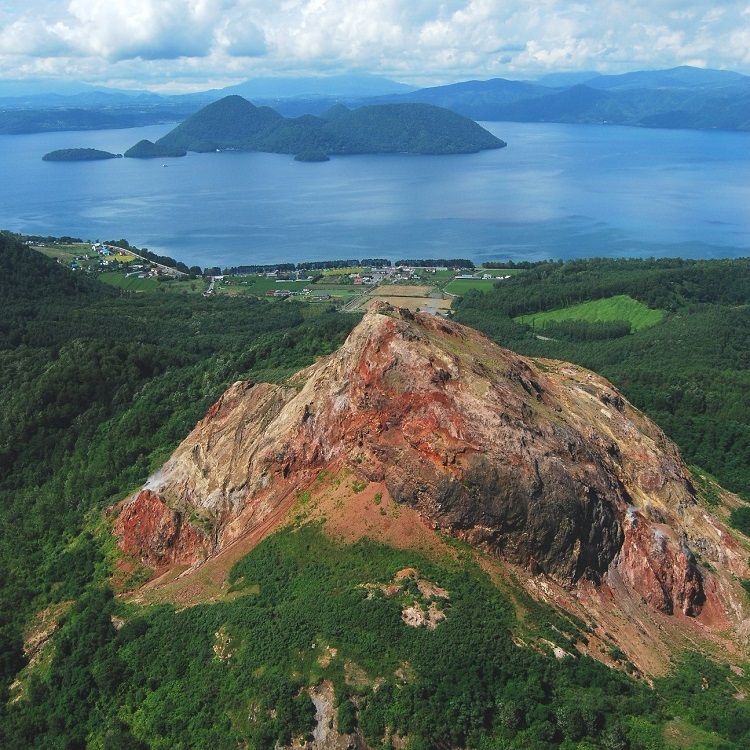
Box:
0 17 75 56
65 0 225 61
0 0 749 90
216 10 266 58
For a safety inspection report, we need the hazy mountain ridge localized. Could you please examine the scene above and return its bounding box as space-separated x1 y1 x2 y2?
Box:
377 66 750 130
3 65 749 134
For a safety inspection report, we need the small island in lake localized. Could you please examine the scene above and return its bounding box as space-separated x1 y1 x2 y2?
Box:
42 148 122 161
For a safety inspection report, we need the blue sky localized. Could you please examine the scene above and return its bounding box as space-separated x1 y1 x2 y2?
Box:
0 1 748 92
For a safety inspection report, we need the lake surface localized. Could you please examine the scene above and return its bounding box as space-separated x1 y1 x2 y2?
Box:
0 121 748 268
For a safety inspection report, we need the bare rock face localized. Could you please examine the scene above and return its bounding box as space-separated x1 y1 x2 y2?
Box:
116 489 210 568
114 303 740 619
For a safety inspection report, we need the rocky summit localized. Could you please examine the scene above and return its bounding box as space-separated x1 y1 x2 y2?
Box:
115 302 747 636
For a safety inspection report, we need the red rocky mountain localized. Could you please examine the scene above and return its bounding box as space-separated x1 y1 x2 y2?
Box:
114 303 749 667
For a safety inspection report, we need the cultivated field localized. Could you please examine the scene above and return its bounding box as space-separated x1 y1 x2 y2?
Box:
515 294 665 331
444 278 500 295
98 271 159 292
371 284 436 297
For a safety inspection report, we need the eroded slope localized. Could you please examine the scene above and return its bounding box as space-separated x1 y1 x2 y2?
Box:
114 303 749 657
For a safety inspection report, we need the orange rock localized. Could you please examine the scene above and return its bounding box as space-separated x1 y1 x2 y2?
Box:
113 303 746 630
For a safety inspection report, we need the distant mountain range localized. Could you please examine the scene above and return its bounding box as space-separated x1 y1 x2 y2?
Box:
213 73 415 100
3 66 750 134
124 96 505 158
0 74 413 110
375 66 750 130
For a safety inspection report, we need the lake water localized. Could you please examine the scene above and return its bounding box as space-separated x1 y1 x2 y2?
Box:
0 121 748 268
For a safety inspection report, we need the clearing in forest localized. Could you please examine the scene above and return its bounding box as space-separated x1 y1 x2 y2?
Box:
515 294 665 332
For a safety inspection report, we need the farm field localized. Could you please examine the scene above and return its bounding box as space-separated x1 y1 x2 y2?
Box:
444 278 502 295
515 294 666 331
350 282 451 314
371 284 436 297
320 266 370 276
348 294 452 314
422 270 456 282
33 242 101 271
214 275 307 295
381 296 451 313
33 242 90 261
309 289 363 305
98 271 159 292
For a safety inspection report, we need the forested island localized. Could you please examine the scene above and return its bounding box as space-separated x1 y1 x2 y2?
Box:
42 148 122 161
126 95 506 159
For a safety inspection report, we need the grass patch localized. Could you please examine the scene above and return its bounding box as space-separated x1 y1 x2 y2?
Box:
321 266 369 276
664 716 731 748
98 271 158 292
689 466 723 507
217 275 309 295
34 242 91 260
516 295 665 332
444 278 500 295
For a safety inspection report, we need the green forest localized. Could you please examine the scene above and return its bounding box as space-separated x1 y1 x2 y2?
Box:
2 234 750 748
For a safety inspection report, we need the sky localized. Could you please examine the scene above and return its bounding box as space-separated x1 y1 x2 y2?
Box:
0 0 749 92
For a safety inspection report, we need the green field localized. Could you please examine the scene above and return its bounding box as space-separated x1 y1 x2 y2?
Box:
98 271 159 292
217 275 310 296
321 266 369 276
34 243 102 272
444 277 511 295
515 295 665 332
215 275 364 305
477 267 526 275
34 242 91 260
420 269 455 281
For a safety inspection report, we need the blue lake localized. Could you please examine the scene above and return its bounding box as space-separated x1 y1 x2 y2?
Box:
0 121 748 268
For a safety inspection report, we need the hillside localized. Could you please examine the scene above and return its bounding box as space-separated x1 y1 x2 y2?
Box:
4 241 750 748
0 102 197 134
140 95 506 156
101 301 750 748
116 303 747 641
